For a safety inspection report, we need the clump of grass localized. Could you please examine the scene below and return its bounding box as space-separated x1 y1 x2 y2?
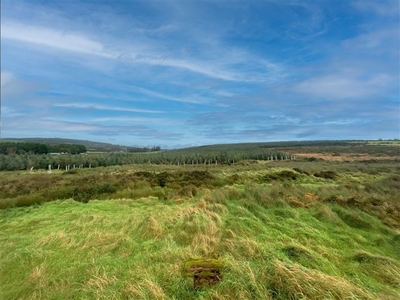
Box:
269 260 373 299
393 235 400 258
351 251 400 288
311 203 344 226
293 167 311 175
282 245 315 262
332 206 376 230
136 215 164 239
176 184 198 198
112 184 155 200
123 279 167 299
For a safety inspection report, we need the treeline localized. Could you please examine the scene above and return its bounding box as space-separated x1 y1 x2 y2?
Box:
0 142 87 155
0 146 289 171
127 146 161 153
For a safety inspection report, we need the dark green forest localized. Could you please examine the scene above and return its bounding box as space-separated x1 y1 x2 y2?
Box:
0 142 87 155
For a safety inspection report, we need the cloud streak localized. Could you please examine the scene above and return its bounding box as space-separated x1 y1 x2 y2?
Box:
2 19 282 83
2 22 114 58
295 73 394 99
54 102 163 114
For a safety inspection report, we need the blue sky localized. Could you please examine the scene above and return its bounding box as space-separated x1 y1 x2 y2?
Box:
1 0 399 147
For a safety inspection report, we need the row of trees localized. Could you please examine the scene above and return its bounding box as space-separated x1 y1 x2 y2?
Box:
127 146 161 153
0 147 291 171
0 142 87 155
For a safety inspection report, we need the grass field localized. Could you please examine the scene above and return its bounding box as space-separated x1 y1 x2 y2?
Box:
1 149 399 299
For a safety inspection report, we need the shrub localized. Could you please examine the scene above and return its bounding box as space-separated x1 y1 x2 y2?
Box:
313 170 338 180
157 172 168 187
264 170 298 182
293 167 310 175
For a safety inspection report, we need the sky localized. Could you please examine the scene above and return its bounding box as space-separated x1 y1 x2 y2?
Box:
1 0 399 148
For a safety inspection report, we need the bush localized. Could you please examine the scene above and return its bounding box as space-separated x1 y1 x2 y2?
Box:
264 170 298 182
313 170 338 180
293 167 310 175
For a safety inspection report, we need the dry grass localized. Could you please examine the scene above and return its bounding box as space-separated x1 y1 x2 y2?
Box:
124 279 166 300
270 260 373 300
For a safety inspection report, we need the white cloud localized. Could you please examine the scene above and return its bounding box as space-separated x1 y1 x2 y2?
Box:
1 21 115 58
120 53 259 82
295 73 393 99
54 102 163 114
1 19 284 82
1 106 25 117
0 72 44 98
92 116 183 125
1 71 15 87
352 0 399 16
129 85 209 104
342 28 399 53
3 117 100 132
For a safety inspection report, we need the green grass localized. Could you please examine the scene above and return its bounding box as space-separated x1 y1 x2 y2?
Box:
1 186 399 299
0 158 399 299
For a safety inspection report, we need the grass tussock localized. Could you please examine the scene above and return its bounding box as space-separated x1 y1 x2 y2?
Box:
311 203 344 226
269 260 374 300
124 279 166 300
137 216 164 239
351 251 400 288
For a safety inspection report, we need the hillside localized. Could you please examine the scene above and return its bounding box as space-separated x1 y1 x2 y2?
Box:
0 153 399 299
2 138 127 152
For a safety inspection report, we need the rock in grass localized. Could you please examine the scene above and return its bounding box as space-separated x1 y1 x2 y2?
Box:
183 258 223 289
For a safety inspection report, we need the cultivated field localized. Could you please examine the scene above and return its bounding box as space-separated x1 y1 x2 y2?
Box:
0 142 399 299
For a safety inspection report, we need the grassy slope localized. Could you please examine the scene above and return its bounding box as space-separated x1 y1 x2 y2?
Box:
1 181 399 299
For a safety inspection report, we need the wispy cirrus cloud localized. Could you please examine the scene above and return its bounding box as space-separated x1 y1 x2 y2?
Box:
2 19 282 83
295 73 394 99
129 85 209 104
352 0 399 16
92 116 183 126
2 21 115 58
54 102 163 114
4 115 183 141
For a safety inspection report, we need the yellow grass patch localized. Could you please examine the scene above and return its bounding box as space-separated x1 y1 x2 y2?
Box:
271 260 373 299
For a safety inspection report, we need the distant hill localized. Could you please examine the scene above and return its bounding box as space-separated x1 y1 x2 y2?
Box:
1 138 127 152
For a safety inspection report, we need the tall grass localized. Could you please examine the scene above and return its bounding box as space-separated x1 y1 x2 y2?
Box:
0 159 399 299
1 186 399 299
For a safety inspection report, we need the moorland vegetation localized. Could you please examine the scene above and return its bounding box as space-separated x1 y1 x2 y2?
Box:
0 140 399 299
